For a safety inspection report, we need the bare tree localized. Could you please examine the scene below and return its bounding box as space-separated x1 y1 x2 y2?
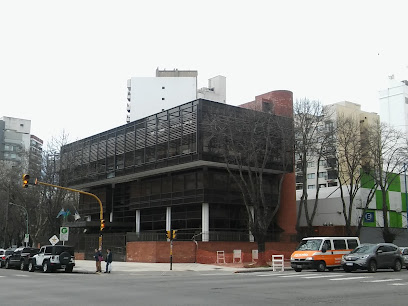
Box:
331 115 378 236
294 98 333 237
361 120 407 242
203 103 294 265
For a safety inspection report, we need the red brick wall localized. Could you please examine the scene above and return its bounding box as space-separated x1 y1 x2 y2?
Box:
277 172 297 241
127 241 196 263
75 252 85 260
126 241 298 264
239 90 293 118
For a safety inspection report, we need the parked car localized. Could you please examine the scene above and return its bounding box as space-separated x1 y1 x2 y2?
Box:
29 245 75 273
400 247 408 270
0 248 15 268
4 247 39 270
290 236 360 272
341 243 403 273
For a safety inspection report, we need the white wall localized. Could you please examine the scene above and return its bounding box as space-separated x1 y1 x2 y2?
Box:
379 80 408 137
128 77 197 122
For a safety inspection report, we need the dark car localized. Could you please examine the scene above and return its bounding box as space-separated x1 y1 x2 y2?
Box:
0 249 15 268
341 243 403 273
5 247 39 270
400 247 408 270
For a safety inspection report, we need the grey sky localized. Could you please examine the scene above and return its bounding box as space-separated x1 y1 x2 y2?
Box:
1 0 407 147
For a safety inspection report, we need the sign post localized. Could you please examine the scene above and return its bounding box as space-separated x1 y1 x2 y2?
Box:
24 234 29 247
49 235 59 246
60 227 69 245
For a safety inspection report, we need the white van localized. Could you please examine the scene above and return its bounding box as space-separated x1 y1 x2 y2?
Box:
290 236 360 272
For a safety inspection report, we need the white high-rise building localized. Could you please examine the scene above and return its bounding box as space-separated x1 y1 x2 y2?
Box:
0 116 31 165
126 69 226 122
379 77 408 138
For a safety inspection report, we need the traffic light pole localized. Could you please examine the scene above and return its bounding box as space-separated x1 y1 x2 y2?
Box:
34 180 104 249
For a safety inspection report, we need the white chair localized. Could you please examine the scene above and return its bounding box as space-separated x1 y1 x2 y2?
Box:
233 249 242 263
272 255 284 272
216 251 226 264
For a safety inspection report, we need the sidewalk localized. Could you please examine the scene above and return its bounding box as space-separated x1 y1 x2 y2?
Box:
74 260 292 274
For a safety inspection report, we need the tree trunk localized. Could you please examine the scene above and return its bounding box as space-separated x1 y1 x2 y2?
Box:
256 235 268 266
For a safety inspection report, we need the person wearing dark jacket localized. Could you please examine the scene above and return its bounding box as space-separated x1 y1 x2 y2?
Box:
94 248 102 272
104 249 112 273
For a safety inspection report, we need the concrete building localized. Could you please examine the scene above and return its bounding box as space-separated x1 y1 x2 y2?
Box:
0 116 31 167
295 101 380 234
126 69 226 123
61 91 296 262
379 77 408 137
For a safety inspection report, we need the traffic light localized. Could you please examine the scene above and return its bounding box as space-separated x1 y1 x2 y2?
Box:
22 174 30 188
172 230 177 240
100 219 105 231
166 230 171 239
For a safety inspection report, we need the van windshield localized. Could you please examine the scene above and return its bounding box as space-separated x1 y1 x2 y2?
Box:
296 239 322 251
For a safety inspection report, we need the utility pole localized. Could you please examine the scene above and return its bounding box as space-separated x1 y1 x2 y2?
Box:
22 175 105 249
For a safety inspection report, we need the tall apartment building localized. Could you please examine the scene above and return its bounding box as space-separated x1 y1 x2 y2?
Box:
295 102 381 235
0 116 31 166
0 116 43 171
126 68 226 122
295 101 379 191
379 77 408 137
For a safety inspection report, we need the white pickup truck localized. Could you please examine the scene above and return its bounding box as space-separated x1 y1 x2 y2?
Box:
28 245 75 273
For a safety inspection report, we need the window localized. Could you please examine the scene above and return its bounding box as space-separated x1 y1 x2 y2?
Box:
347 239 358 249
307 185 315 189
307 173 315 179
333 239 346 250
319 160 327 167
318 184 326 188
162 86 165 89
307 162 315 168
162 98 165 100
318 172 327 179
322 240 332 251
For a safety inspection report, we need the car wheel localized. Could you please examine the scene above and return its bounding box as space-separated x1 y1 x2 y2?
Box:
316 261 326 272
368 260 377 273
343 266 352 272
65 265 73 273
5 260 10 269
59 251 71 265
294 268 302 272
328 267 334 272
393 260 402 272
42 261 51 273
20 261 26 271
28 261 35 272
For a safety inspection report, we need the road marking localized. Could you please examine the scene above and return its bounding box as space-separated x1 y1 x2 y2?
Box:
15 275 29 277
362 279 402 283
303 274 344 279
329 276 372 281
279 273 320 278
389 283 408 286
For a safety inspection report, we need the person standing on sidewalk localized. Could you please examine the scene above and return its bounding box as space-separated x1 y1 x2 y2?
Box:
104 248 112 273
94 248 102 272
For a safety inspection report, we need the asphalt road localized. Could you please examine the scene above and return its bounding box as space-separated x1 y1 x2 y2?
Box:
1 267 408 305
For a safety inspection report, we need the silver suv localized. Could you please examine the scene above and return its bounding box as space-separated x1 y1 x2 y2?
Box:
341 243 403 273
29 245 75 273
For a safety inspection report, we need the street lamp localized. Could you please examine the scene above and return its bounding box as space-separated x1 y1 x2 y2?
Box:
405 163 408 231
9 203 29 247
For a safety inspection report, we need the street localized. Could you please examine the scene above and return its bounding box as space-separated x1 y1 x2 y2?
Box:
1 268 408 305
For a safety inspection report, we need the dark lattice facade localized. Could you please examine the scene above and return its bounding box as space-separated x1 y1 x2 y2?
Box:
60 99 294 240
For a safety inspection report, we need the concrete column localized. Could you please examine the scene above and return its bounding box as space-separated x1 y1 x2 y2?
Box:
249 206 254 242
166 207 171 231
135 210 140 233
202 203 209 242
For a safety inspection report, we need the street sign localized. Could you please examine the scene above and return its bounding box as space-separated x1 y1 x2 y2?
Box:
24 234 29 243
60 227 69 241
49 235 59 246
